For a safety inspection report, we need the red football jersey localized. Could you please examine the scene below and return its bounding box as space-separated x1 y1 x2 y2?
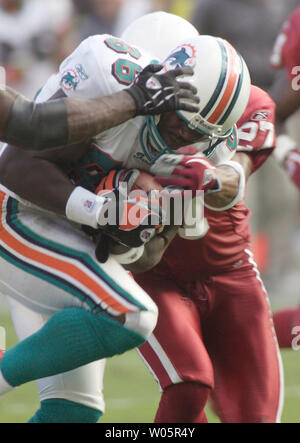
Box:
270 6 300 85
153 86 276 279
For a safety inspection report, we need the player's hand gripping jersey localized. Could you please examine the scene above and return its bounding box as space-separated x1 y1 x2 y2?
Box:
151 85 276 278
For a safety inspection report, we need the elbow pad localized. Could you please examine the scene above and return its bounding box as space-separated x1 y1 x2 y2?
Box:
3 95 69 150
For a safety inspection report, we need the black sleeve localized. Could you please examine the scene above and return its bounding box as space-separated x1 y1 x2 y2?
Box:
3 93 69 150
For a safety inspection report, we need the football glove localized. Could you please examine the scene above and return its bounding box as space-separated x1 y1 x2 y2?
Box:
126 64 200 116
96 187 164 248
96 168 140 194
95 169 165 248
88 169 164 262
151 154 220 196
95 168 163 195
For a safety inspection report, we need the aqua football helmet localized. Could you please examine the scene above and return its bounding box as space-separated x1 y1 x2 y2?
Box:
122 14 251 162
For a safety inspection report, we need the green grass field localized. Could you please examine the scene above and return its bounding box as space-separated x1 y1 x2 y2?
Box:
0 309 299 423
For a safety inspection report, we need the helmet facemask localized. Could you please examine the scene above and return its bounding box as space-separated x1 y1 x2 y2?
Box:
143 36 250 163
121 16 251 164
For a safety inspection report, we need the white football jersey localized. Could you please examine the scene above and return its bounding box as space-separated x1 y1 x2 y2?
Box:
0 34 237 202
37 34 159 174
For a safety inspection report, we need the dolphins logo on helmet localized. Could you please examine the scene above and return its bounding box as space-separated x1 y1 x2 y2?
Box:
121 13 251 163
145 35 250 163
164 45 196 70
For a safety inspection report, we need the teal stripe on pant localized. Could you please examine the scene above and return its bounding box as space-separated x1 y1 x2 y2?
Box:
8 198 146 310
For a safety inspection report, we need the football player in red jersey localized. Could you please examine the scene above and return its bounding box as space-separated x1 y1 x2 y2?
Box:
99 11 283 424
124 85 284 423
270 6 300 350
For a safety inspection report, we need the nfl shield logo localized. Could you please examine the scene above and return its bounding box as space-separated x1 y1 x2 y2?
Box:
140 229 153 242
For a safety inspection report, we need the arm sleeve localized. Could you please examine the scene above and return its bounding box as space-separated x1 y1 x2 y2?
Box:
3 95 69 150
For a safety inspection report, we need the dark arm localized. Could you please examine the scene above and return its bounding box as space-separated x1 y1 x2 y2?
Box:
0 87 136 150
0 142 87 214
0 63 199 151
0 79 139 214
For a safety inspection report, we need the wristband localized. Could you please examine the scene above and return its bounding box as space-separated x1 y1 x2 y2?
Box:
65 186 106 228
110 245 145 265
273 134 297 165
204 160 245 211
178 218 210 240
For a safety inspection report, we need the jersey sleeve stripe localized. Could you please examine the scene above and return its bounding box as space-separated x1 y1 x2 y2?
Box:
0 192 146 315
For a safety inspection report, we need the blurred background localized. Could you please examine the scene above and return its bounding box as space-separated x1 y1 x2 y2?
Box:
0 0 300 423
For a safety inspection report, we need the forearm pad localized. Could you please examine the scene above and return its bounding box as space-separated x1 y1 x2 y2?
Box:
3 95 69 150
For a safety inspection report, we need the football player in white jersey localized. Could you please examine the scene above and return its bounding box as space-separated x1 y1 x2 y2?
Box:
0 13 250 422
0 83 198 150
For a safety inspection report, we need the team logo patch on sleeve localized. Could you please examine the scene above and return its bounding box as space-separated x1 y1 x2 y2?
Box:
251 110 270 121
60 69 80 92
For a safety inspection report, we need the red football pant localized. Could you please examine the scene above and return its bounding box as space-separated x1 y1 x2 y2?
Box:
155 382 209 423
136 265 284 423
